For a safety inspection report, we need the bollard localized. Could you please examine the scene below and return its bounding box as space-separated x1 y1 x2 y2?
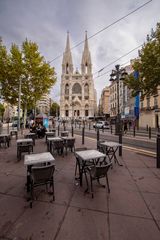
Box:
111 125 112 134
89 122 91 131
149 127 151 139
79 123 80 129
119 131 122 156
72 125 74 137
146 124 148 131
96 128 100 149
157 133 160 168
58 125 60 136
133 126 136 137
82 127 85 144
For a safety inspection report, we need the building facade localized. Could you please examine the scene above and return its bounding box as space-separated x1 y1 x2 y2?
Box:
60 32 97 119
99 86 110 118
139 88 160 128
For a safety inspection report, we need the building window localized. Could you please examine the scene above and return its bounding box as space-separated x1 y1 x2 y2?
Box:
65 84 69 95
146 97 150 108
72 83 82 94
84 83 89 96
66 63 69 74
141 101 143 109
85 110 88 116
154 96 158 107
65 110 69 117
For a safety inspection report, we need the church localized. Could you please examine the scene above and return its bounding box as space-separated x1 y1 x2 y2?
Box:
60 32 97 119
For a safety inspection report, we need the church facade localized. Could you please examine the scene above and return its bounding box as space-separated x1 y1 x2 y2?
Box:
60 32 97 119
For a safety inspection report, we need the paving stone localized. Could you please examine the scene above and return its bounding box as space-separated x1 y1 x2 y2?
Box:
56 206 109 240
109 213 160 240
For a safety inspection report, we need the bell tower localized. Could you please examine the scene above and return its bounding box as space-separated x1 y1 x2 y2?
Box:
81 31 92 75
62 31 73 74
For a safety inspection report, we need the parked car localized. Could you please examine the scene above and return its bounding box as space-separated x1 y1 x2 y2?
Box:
93 121 110 129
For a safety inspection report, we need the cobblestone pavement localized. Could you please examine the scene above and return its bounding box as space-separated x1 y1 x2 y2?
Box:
0 130 160 240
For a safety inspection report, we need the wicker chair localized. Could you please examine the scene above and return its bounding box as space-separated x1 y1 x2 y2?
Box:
84 162 112 198
64 138 75 155
52 140 64 156
29 163 55 208
17 142 33 160
97 140 105 152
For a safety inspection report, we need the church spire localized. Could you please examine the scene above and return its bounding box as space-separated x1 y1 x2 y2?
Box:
81 31 92 75
84 31 89 52
62 31 73 74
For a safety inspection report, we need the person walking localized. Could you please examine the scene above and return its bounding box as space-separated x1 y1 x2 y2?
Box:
124 121 128 134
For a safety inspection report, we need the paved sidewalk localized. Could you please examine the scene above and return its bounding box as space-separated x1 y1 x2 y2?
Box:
0 131 160 240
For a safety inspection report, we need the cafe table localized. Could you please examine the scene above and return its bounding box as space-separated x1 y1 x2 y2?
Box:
100 141 123 166
75 149 106 186
47 137 63 152
24 152 55 192
17 138 33 160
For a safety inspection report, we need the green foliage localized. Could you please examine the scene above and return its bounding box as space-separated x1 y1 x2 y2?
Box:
125 22 160 97
0 38 56 109
50 102 59 116
0 103 5 118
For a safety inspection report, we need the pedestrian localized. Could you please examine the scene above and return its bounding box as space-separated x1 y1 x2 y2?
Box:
124 121 128 134
52 118 55 128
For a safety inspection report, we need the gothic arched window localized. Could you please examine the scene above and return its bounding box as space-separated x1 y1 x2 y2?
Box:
85 62 88 74
66 63 69 74
85 104 89 117
84 83 89 96
65 104 69 117
65 84 69 95
72 83 82 94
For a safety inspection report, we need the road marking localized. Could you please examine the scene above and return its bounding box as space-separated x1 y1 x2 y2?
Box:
75 134 156 157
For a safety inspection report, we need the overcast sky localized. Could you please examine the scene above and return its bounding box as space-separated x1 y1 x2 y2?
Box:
0 0 160 103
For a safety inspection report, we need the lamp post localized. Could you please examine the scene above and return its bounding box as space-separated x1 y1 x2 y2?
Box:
17 77 22 131
70 101 75 136
110 64 127 156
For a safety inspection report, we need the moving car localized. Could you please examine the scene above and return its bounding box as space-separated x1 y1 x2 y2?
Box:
93 121 110 129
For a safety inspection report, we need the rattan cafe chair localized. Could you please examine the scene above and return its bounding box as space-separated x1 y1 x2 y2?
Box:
84 162 112 198
29 163 55 208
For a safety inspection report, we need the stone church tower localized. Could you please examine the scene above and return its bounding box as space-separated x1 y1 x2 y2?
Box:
60 32 97 119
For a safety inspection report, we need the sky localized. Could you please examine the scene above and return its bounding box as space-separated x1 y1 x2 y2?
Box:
0 0 160 103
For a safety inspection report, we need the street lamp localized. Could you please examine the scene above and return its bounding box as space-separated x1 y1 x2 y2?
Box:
70 101 76 136
109 64 128 155
17 77 22 131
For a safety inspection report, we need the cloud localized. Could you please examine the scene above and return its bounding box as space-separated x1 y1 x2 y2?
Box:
0 0 159 102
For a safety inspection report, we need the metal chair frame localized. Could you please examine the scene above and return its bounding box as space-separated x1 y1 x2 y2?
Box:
84 162 112 198
29 163 55 208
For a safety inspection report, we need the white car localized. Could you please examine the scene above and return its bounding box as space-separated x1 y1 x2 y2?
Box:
93 121 110 129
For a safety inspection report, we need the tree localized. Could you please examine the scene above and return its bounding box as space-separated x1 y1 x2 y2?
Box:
125 22 160 97
0 103 5 120
50 102 59 117
0 38 57 124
